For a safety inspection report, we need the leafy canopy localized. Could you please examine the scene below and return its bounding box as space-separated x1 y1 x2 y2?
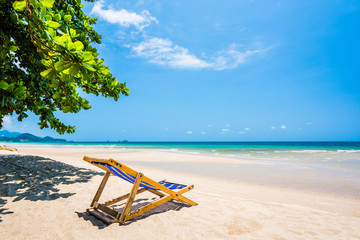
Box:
0 0 129 134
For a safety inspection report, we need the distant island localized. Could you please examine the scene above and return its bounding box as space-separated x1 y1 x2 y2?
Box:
0 130 67 142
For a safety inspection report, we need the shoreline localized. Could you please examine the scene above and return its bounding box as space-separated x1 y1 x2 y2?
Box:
7 144 360 198
1 149 359 200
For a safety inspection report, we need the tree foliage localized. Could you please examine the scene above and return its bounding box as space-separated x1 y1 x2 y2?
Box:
0 0 129 134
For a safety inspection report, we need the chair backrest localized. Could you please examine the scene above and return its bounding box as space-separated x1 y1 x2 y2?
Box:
95 161 159 190
84 156 186 190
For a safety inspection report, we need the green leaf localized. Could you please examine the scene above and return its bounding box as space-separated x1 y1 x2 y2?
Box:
41 59 51 67
53 93 60 99
74 41 84 51
14 86 26 95
40 68 53 77
69 28 78 38
60 74 68 82
47 28 56 38
100 68 110 75
40 5 46 18
83 51 93 62
13 1 26 12
69 65 79 76
56 29 65 35
7 83 15 92
45 13 52 21
0 81 9 90
47 21 61 29
9 45 19 52
58 34 71 45
55 61 71 72
64 15 72 21
83 63 96 71
62 68 70 75
86 60 96 65
67 42 76 51
42 0 55 8
54 14 61 21
63 106 71 113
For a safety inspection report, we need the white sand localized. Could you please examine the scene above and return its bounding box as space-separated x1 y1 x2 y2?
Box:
0 146 360 239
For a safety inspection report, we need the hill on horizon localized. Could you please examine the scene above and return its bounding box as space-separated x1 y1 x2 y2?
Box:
0 130 66 142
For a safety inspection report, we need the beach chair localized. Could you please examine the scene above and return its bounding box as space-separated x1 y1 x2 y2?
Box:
83 156 197 225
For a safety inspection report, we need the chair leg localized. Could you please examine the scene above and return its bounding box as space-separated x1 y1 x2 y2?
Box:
172 185 197 206
104 179 167 206
125 195 174 221
118 172 144 224
91 171 110 207
124 184 196 222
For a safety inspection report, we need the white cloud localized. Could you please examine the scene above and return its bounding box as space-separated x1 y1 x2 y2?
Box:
213 44 261 70
2 116 13 129
132 38 263 70
270 126 276 130
244 127 250 131
186 131 192 134
281 125 286 129
201 131 206 134
222 129 230 132
238 131 246 134
92 2 265 70
131 37 211 69
91 0 158 30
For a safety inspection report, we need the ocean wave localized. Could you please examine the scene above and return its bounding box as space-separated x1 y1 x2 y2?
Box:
289 150 330 153
184 151 200 154
336 150 360 153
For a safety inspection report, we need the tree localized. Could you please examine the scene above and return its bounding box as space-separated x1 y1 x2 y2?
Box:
0 0 129 134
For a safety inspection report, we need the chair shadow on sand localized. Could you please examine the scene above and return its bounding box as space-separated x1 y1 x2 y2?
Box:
0 154 102 222
76 197 189 229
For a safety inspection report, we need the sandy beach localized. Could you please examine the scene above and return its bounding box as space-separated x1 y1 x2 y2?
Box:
2 0 359 238
1 145 360 239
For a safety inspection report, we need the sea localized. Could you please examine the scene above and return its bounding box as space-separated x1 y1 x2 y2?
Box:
3 141 360 197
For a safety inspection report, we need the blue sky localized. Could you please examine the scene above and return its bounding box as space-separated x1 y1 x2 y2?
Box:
3 0 360 141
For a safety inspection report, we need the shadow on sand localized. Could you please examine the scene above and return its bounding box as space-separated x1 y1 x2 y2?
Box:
0 154 102 222
76 197 189 228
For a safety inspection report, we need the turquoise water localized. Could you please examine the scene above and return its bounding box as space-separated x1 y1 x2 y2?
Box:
25 141 360 163
12 141 360 152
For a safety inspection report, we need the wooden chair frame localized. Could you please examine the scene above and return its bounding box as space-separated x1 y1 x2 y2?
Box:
83 156 197 225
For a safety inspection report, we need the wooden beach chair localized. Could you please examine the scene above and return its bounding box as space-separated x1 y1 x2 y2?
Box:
83 156 197 225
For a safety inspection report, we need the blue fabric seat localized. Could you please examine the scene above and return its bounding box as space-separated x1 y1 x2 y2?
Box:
94 162 186 190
